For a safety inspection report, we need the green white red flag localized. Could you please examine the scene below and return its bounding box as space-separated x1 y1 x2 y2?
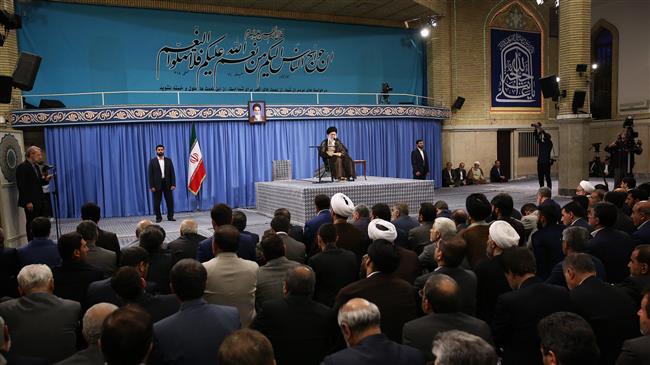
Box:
187 124 206 195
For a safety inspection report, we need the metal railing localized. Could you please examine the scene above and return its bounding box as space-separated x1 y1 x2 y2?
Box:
21 90 447 109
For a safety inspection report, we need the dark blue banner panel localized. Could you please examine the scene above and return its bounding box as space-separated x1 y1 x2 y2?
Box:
490 29 542 109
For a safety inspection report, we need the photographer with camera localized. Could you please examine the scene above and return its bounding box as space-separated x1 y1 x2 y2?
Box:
532 122 553 189
605 116 643 188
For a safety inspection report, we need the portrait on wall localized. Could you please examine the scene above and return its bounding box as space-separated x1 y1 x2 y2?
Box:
248 101 267 123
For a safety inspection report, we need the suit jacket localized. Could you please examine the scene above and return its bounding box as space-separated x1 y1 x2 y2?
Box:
403 311 492 362
571 276 639 365
167 232 207 264
588 227 635 283
441 168 455 187
304 210 332 251
334 222 366 262
53 261 105 303
132 292 179 323
408 222 433 254
255 257 300 312
251 295 339 365
616 335 650 365
616 211 637 235
414 266 477 316
308 247 359 307
335 273 419 343
147 156 176 190
453 168 467 183
203 252 259 327
571 217 593 232
393 216 419 236
533 130 553 164
147 249 173 294
352 217 372 249
85 277 123 308
17 238 61 268
277 232 306 264
617 275 650 308
474 255 511 323
546 254 607 287
15 160 47 208
153 298 240 365
394 247 421 285
196 233 258 263
411 148 429 177
86 243 116 274
490 166 505 182
96 228 121 262
459 223 490 269
632 221 650 246
531 224 566 280
0 248 18 298
0 292 80 363
492 276 572 365
54 344 103 365
321 333 424 365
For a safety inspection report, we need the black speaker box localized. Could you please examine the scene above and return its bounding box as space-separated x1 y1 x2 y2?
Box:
572 91 587 113
39 99 66 109
0 76 12 104
452 96 465 110
12 53 41 92
539 75 560 99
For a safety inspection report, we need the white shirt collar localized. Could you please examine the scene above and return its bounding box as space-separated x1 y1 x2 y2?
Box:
639 220 650 230
591 227 604 237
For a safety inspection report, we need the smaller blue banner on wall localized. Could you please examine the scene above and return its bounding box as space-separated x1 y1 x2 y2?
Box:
490 29 542 110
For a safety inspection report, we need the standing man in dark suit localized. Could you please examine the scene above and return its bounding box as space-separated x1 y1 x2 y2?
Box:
537 312 600 365
152 259 240 365
111 266 179 323
561 201 593 232
147 144 175 223
322 298 424 365
533 122 553 189
564 253 639 365
492 247 572 365
617 245 650 308
52 232 105 303
252 266 339 365
616 290 650 365
410 139 429 180
16 146 51 241
81 203 121 262
531 204 566 280
403 274 492 362
303 194 332 254
631 200 650 246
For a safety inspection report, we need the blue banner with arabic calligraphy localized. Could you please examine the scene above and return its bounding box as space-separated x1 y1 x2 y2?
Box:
490 29 542 109
16 1 425 106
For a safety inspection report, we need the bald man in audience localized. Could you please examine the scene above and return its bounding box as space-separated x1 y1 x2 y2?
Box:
56 303 118 365
403 274 492 361
418 217 457 272
167 219 207 264
0 264 80 363
631 201 650 245
322 298 424 365
127 219 154 247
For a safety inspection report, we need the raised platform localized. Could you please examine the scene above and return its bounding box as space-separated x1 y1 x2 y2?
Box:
256 176 435 225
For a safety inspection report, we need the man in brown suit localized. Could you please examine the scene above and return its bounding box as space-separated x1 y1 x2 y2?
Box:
334 240 419 343
459 193 492 269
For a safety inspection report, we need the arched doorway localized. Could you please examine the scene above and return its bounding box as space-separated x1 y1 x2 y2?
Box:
592 27 614 119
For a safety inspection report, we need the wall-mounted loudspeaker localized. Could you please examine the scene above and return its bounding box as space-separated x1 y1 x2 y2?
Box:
39 99 66 109
539 75 560 101
12 53 42 92
452 96 465 110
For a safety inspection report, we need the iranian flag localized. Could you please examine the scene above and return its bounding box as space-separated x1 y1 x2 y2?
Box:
187 124 206 195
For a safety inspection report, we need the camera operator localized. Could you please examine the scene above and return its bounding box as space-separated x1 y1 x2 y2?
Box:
605 116 643 188
532 122 553 189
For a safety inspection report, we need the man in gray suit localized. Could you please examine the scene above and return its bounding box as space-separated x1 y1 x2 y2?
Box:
0 264 80 363
55 303 118 365
203 225 259 327
77 220 116 274
408 203 437 253
270 216 306 264
255 234 300 312
403 274 492 361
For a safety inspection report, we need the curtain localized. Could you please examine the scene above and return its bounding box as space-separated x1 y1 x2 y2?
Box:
45 118 442 218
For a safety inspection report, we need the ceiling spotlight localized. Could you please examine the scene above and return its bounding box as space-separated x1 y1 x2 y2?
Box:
556 76 561 82
536 0 544 4
591 63 599 70
420 27 430 38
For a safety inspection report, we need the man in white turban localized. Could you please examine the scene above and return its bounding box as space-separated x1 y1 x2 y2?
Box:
576 180 595 196
367 219 398 243
487 221 520 257
329 193 365 260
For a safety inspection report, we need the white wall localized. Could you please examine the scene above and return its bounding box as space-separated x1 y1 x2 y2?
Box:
592 0 650 114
